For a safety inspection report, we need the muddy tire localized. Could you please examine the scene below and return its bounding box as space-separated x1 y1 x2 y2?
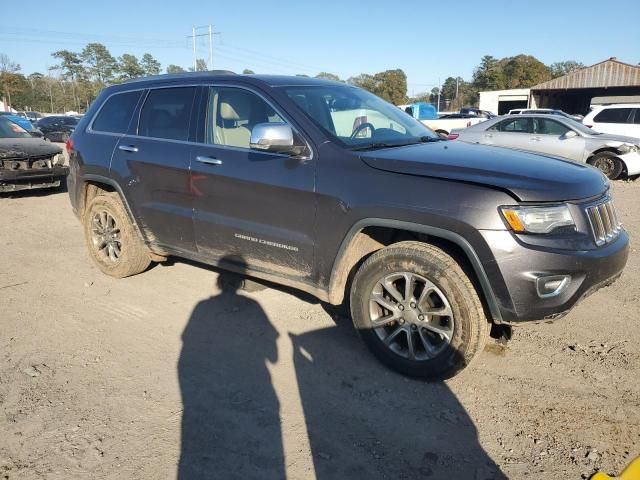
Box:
83 192 151 278
350 241 489 380
591 152 624 180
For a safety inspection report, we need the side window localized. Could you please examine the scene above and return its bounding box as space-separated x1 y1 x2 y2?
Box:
138 87 196 141
92 91 141 134
633 109 640 125
535 118 570 136
593 108 633 124
491 118 530 133
206 87 284 148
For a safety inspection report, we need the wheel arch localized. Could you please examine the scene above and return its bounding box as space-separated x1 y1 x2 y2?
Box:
587 149 628 176
328 219 503 323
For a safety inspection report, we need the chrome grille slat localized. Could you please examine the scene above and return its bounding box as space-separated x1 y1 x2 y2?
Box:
586 198 622 246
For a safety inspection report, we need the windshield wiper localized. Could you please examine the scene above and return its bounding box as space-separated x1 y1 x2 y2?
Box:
350 136 442 151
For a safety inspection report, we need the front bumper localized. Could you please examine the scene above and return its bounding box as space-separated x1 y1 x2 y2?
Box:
619 151 640 176
0 165 70 192
480 229 629 323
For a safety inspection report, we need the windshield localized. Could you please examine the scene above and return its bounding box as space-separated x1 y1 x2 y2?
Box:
0 116 32 139
565 118 602 135
284 85 439 148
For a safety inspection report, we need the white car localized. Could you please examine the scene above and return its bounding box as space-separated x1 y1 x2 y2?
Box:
450 114 640 179
583 104 640 138
420 114 487 137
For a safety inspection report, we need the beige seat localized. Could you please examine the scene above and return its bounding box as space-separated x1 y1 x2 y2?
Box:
215 91 251 148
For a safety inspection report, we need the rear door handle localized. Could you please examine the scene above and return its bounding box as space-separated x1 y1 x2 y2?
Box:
118 145 139 153
196 155 223 166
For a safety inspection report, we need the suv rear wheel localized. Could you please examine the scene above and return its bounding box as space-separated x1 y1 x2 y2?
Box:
83 192 151 278
350 241 489 380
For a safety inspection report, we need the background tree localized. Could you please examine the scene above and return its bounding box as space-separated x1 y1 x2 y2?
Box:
549 60 585 78
140 53 161 76
0 53 23 110
117 54 145 80
242 68 255 74
81 43 116 86
472 55 505 91
501 54 551 88
167 64 186 74
372 69 408 104
315 72 341 82
347 73 376 93
189 59 208 72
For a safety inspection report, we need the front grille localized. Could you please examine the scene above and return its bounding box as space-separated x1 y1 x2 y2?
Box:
586 198 622 246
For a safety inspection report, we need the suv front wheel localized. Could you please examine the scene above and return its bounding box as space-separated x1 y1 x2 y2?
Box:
83 192 151 278
350 241 489 380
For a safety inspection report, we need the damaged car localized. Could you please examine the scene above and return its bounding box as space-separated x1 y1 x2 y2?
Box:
0 116 69 193
450 114 640 179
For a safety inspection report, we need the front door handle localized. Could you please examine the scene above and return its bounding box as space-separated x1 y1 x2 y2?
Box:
196 155 223 166
531 136 541 142
484 133 493 138
118 145 139 153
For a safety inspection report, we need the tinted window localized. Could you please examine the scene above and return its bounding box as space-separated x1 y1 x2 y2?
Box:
138 87 196 141
37 117 54 126
62 117 79 126
206 87 284 148
490 118 530 133
534 118 570 136
633 109 640 125
593 108 633 124
93 91 141 134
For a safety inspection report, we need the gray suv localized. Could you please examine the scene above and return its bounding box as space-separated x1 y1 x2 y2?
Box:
67 72 629 379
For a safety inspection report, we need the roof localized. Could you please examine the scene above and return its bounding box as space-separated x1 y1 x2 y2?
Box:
532 58 640 91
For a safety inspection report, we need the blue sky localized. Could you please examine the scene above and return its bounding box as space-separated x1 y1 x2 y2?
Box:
2 0 639 95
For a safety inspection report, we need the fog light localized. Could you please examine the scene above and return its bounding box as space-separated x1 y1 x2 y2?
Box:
536 275 570 298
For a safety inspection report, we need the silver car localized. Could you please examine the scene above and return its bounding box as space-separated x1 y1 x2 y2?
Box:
451 114 640 179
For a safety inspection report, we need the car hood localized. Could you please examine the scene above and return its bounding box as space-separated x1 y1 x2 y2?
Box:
0 138 62 160
359 141 608 202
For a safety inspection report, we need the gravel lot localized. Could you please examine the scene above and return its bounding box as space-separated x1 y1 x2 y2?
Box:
0 169 638 479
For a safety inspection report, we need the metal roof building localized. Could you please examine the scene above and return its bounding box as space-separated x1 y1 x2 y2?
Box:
529 58 640 114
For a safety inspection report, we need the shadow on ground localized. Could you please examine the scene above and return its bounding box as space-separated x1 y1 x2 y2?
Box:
178 257 504 479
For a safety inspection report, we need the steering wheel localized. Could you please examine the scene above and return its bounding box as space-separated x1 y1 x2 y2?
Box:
350 122 376 139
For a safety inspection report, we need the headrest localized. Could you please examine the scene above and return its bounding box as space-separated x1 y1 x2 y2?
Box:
219 92 250 121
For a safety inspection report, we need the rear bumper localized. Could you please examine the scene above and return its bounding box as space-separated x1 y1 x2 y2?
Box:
0 166 69 192
480 229 629 323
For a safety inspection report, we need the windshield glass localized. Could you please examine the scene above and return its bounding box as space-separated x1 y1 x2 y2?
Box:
564 118 602 135
284 85 439 148
0 117 32 139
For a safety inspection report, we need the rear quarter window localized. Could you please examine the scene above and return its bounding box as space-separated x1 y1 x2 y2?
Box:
92 91 142 134
593 108 633 124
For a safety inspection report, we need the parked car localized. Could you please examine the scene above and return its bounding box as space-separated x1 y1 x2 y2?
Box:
450 114 640 179
67 72 628 379
0 116 68 192
460 107 497 118
509 108 583 121
0 113 44 138
420 113 488 137
37 115 79 142
583 104 640 139
24 111 44 123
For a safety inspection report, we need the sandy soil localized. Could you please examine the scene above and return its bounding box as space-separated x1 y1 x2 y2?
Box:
0 173 638 479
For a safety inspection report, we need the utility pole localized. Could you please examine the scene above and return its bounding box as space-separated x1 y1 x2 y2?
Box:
437 77 441 113
208 25 213 70
192 26 196 71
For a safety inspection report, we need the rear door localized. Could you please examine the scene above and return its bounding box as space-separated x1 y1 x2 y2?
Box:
530 118 584 160
110 86 198 254
480 117 532 150
190 85 317 279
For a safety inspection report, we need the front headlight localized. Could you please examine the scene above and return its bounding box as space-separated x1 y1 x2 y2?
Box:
500 205 575 234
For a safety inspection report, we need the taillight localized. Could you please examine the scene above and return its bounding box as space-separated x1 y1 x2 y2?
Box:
66 137 74 154
448 133 459 140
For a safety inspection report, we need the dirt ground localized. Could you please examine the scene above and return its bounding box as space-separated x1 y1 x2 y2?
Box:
0 167 638 479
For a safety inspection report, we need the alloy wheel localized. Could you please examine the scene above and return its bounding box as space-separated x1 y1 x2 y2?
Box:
91 210 122 262
369 272 454 360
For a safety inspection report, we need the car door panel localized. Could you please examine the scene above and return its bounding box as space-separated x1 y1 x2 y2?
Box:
190 86 317 279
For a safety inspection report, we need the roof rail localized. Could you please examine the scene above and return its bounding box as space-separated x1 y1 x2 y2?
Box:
122 70 236 84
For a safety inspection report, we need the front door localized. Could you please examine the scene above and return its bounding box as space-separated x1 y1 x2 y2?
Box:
482 117 532 151
530 118 585 161
190 86 317 279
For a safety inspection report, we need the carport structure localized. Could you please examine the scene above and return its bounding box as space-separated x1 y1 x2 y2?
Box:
530 58 640 115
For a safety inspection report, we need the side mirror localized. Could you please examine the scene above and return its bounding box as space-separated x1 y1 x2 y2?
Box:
250 122 307 156
562 130 578 139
